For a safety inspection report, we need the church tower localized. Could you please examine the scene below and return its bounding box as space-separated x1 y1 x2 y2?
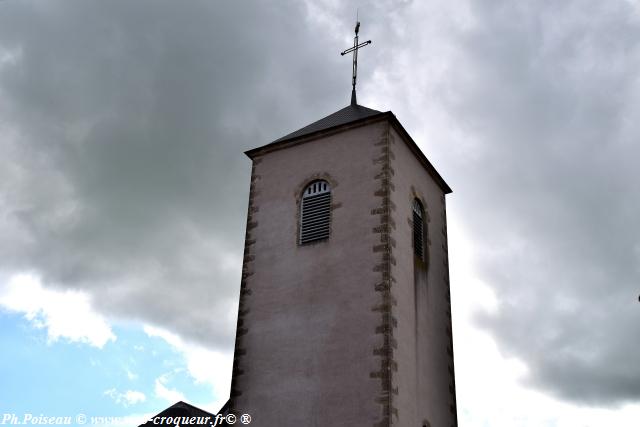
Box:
229 23 456 427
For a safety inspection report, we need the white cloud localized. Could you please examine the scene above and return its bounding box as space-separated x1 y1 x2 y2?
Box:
144 325 232 412
104 388 146 407
449 217 640 426
0 273 116 348
125 368 138 381
154 375 186 404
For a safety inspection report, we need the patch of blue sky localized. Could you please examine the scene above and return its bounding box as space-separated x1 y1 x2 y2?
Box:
0 312 215 418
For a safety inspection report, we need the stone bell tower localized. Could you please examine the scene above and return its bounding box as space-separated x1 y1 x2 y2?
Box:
228 22 457 427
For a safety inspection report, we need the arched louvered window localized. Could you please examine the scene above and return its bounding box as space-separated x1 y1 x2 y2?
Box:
299 180 331 244
412 199 425 261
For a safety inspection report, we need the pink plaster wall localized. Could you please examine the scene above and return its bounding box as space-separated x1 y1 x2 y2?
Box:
233 122 388 426
231 117 456 427
388 126 456 427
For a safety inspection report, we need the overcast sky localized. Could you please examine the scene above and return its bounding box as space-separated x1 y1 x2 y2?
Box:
1 1 640 425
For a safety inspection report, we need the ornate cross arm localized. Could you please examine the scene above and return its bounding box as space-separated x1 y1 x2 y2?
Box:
340 40 372 56
341 21 372 106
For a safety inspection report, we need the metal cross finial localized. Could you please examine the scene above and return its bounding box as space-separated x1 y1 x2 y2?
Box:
341 20 372 106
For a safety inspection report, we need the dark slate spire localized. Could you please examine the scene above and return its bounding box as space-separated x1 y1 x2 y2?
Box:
272 103 382 143
267 20 380 144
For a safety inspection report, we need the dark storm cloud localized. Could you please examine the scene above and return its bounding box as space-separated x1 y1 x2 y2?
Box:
0 0 354 348
438 0 640 405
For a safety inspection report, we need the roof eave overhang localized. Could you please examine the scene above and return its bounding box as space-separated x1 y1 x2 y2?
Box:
387 112 453 194
245 111 389 158
245 111 452 195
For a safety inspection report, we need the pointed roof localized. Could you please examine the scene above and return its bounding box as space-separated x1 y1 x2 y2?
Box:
273 103 383 143
139 400 231 426
246 102 452 194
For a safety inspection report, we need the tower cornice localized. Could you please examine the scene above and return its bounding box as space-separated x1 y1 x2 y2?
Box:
246 110 452 195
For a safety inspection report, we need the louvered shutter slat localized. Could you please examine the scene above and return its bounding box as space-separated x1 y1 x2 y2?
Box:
300 181 331 244
412 199 425 261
